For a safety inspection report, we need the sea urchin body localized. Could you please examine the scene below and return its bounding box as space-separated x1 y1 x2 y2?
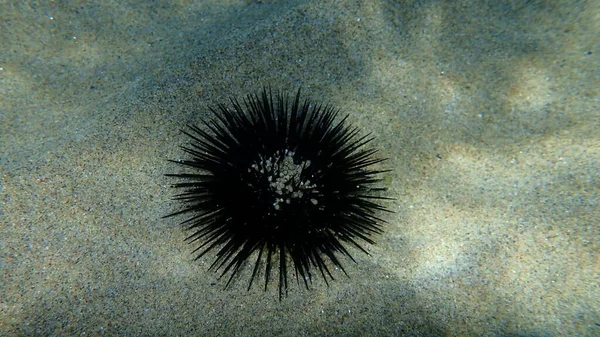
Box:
166 88 389 298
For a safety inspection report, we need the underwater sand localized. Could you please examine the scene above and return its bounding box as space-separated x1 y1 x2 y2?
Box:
1 1 598 336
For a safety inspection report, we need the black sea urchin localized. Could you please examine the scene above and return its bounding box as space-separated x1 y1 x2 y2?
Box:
166 88 389 299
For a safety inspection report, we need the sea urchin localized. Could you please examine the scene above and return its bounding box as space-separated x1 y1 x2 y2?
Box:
166 88 389 298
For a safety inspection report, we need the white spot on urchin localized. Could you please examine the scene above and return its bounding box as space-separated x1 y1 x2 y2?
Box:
248 149 318 211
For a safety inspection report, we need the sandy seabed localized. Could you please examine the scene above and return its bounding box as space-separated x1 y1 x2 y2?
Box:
1 1 598 336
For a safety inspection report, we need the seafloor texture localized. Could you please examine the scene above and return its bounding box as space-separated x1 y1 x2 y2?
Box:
1 1 598 336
